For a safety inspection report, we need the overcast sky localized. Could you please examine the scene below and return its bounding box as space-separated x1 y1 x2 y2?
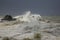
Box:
0 0 60 16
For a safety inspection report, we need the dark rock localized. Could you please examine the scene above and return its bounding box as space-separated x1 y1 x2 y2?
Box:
2 37 10 40
47 20 50 23
1 15 16 21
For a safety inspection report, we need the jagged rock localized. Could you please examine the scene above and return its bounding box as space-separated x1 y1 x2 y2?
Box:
1 15 16 21
47 20 50 23
2 37 10 40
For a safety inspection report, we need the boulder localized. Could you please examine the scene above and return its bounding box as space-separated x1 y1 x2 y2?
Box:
1 15 16 21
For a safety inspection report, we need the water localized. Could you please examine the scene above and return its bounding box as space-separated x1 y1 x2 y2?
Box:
0 11 60 40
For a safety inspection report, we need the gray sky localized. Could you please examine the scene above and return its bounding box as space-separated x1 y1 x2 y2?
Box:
0 0 60 16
